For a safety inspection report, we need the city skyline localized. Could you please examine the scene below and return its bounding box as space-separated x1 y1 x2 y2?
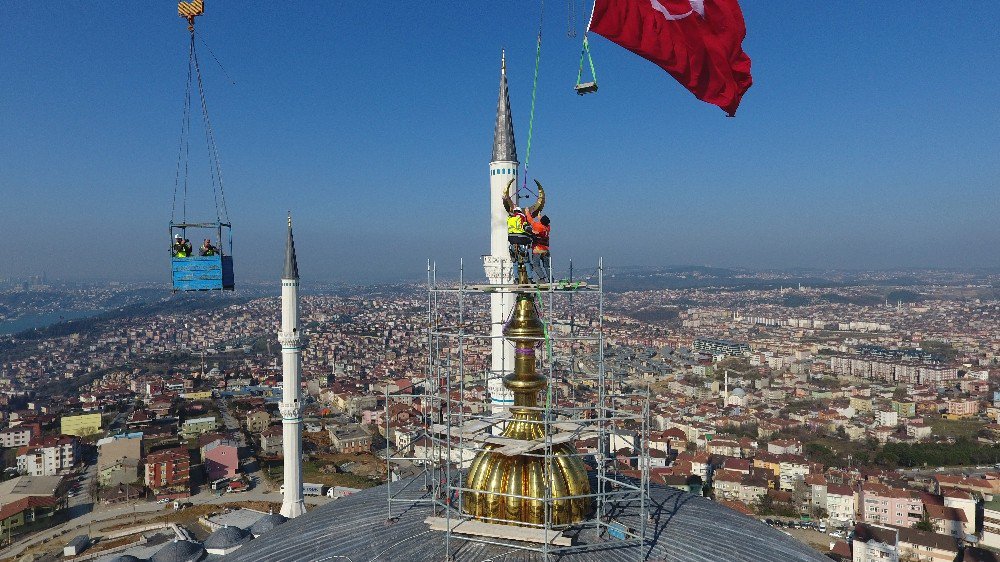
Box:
2 2 998 283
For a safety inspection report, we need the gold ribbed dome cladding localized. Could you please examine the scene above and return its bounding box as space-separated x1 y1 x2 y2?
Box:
463 266 591 526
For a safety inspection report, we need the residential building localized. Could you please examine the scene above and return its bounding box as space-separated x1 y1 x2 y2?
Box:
852 522 958 562
0 475 65 535
16 436 79 476
260 426 283 457
946 399 979 418
859 483 923 528
0 426 35 448
144 447 191 497
891 400 916 418
852 523 898 562
875 410 898 427
203 438 240 482
245 410 271 433
767 439 802 455
982 500 1000 550
778 456 811 492
941 488 976 537
907 421 932 440
924 504 967 538
181 416 218 440
97 434 143 486
827 485 857 525
328 424 372 454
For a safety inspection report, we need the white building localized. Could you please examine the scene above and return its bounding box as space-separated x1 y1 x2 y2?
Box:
875 409 898 427
982 500 1000 550
853 523 899 562
826 484 857 525
16 436 78 476
0 426 33 448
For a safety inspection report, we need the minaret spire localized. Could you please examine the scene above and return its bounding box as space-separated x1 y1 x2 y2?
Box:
492 50 518 163
284 212 299 280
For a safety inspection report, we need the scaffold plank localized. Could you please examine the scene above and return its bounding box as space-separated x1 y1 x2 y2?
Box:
456 281 595 293
424 516 572 546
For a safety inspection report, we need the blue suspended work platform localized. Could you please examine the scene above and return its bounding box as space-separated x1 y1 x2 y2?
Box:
171 255 234 291
169 222 234 292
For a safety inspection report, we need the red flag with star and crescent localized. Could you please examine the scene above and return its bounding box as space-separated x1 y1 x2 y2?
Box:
588 0 752 116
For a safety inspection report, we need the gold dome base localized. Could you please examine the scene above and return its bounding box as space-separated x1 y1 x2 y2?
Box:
463 444 590 526
463 413 591 526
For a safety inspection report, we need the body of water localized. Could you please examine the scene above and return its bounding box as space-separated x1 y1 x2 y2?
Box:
0 309 104 335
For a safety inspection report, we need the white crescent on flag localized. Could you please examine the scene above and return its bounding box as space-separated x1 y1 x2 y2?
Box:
649 0 705 21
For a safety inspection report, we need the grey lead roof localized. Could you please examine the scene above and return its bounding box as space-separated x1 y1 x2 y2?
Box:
204 526 250 550
492 51 518 164
225 478 831 562
283 214 299 280
249 513 287 536
148 539 204 562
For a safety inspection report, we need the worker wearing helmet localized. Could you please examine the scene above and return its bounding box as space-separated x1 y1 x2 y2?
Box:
523 210 550 282
172 235 188 258
200 238 218 257
507 206 531 265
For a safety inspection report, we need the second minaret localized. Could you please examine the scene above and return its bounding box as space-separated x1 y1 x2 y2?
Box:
279 214 306 518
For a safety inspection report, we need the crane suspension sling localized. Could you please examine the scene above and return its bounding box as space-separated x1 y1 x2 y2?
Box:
575 34 598 95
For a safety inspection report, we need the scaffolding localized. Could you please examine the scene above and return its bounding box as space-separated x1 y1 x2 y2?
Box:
386 258 651 559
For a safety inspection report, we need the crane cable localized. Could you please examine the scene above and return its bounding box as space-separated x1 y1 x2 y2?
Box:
520 0 545 202
171 26 229 225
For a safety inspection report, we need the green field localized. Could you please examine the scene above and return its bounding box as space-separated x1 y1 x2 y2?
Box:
928 417 985 439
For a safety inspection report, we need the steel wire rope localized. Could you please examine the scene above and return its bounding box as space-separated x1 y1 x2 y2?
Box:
190 28 230 224
172 32 197 225
520 0 545 202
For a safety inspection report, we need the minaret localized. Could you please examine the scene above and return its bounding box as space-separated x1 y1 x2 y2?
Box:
279 214 306 518
483 50 517 420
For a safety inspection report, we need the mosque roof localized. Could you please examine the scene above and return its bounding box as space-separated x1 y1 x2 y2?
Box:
203 525 250 550
226 478 831 561
148 539 204 562
249 513 288 536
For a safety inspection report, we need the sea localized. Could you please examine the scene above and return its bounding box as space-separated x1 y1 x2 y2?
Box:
0 309 104 335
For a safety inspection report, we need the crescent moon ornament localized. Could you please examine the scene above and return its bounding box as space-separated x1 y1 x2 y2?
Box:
502 178 516 214
528 180 545 216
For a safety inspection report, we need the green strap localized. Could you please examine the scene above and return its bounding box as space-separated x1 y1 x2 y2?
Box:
523 32 543 175
576 35 597 87
535 286 555 410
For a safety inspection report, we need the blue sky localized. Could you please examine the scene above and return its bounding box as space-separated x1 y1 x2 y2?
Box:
1 2 998 283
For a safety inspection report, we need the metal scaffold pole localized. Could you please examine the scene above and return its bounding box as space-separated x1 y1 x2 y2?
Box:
388 258 649 557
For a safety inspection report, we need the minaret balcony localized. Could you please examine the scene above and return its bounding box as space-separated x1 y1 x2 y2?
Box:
278 333 301 347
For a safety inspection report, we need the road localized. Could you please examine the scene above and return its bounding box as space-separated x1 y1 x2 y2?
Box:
0 483 332 560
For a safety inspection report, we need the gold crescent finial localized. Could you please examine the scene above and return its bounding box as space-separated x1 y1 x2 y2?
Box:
528 180 545 216
502 178 516 214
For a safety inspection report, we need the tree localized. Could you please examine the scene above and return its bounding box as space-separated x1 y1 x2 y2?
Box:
912 511 934 532
754 493 775 516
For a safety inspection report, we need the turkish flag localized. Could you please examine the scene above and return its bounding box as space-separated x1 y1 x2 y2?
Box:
589 0 752 116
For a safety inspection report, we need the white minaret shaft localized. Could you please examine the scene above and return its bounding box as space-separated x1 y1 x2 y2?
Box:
279 214 306 519
484 50 517 421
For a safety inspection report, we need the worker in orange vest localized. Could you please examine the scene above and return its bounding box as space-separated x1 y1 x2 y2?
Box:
523 210 550 282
